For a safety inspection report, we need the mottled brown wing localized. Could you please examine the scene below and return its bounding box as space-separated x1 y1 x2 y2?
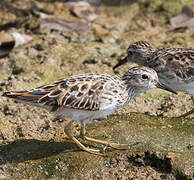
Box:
149 48 194 80
38 76 106 111
3 75 107 112
2 82 60 111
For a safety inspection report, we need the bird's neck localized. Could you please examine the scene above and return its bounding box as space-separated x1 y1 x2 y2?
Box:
135 48 155 66
127 86 138 102
121 77 140 102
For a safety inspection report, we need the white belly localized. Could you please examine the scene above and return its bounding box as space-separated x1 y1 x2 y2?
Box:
56 106 117 122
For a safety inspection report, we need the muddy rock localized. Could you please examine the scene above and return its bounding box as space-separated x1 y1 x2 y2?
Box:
0 0 194 179
0 114 193 179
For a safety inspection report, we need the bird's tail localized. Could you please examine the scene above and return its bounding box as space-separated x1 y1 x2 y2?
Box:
2 90 48 103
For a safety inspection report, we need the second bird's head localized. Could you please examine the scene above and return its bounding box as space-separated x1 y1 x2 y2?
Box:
113 41 154 70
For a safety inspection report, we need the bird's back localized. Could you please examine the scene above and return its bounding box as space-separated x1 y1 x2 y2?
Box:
2 73 128 112
147 47 194 94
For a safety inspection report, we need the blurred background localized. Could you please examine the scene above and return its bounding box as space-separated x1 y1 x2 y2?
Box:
0 0 193 179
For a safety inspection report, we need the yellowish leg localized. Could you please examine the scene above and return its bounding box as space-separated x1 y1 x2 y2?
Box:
64 121 104 155
179 96 194 118
80 122 129 150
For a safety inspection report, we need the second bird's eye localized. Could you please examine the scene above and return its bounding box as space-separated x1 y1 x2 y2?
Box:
128 51 133 55
141 74 149 80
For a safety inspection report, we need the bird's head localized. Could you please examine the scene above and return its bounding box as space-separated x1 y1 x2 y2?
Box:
113 41 154 70
122 66 177 97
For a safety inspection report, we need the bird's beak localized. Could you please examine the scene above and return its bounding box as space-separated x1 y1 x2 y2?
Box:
113 56 128 70
156 81 177 94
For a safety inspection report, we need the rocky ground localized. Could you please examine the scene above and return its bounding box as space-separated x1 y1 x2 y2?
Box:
0 0 193 179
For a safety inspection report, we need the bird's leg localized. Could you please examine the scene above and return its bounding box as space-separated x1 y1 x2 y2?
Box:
179 96 194 118
80 121 129 150
64 121 103 155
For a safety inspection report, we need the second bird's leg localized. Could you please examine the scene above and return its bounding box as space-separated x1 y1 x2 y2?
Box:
64 121 103 155
80 121 129 150
179 96 194 118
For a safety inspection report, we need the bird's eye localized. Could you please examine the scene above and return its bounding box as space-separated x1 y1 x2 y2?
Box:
141 74 149 80
128 50 133 56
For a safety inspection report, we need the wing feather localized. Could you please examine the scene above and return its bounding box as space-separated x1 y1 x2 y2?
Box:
2 74 113 112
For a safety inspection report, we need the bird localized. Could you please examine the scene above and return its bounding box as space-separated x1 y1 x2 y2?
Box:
113 41 194 117
2 66 176 155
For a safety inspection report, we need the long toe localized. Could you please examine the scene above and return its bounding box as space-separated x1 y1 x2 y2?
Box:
108 143 129 150
84 147 105 156
109 141 141 150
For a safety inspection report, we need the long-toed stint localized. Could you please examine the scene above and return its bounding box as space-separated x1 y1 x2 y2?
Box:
3 66 176 155
113 41 194 117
